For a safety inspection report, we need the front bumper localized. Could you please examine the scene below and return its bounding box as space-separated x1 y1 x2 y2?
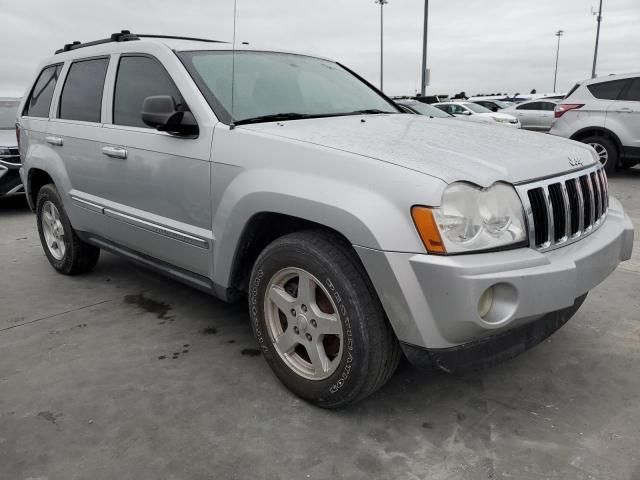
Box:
356 197 634 351
0 158 23 196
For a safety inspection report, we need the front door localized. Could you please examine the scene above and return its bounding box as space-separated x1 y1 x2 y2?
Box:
96 54 213 277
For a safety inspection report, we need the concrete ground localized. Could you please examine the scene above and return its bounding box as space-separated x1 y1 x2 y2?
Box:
1 171 639 480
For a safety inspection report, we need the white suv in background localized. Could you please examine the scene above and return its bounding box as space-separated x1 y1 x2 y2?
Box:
550 73 640 173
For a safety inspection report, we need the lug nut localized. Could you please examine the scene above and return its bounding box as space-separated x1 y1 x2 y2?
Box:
293 326 300 334
290 309 296 317
301 304 307 313
310 319 317 328
305 333 312 341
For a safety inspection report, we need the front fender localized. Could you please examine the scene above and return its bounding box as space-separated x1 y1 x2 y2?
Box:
209 127 447 289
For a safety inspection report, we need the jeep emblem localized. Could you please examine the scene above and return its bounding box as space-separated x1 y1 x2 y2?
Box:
568 155 583 167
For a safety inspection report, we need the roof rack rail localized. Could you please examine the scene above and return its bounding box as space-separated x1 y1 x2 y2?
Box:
54 30 139 54
136 34 228 44
54 31 228 55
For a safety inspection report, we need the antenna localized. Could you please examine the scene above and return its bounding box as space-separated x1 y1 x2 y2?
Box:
230 0 238 129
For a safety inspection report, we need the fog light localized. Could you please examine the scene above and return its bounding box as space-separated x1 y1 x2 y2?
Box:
478 287 494 318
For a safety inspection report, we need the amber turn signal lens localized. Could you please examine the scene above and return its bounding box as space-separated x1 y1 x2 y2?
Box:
411 206 446 254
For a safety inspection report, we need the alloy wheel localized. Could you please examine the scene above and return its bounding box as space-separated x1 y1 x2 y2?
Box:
41 201 66 260
264 267 343 381
589 142 609 167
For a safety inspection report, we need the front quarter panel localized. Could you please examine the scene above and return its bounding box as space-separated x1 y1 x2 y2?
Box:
210 124 447 289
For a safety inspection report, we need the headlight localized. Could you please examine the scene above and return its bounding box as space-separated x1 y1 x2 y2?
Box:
412 182 527 254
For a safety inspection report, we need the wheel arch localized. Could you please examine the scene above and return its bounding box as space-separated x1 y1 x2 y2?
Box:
570 127 623 158
223 212 359 300
26 168 55 211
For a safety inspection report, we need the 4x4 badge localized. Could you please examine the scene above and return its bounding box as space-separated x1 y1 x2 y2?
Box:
568 155 583 167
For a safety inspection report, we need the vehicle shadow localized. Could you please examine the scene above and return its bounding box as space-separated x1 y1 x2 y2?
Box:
0 194 30 215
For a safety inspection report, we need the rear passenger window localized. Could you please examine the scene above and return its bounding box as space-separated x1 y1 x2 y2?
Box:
622 78 640 102
587 79 627 100
59 58 109 123
23 64 62 118
113 56 184 128
517 102 538 110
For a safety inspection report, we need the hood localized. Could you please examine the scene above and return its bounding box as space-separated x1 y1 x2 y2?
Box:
241 114 597 186
0 129 17 148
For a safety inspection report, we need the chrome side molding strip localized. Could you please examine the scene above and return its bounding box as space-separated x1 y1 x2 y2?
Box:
103 208 209 249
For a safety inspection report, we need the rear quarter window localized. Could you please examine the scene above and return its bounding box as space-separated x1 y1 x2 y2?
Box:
23 64 63 118
621 78 640 102
587 79 628 100
58 57 109 123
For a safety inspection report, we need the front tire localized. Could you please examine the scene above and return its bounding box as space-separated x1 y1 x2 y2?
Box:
36 184 100 275
248 230 401 408
582 135 618 174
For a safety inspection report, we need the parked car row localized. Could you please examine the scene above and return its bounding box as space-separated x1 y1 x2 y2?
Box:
13 31 633 407
0 98 22 197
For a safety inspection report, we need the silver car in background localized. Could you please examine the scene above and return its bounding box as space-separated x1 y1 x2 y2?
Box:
0 98 22 197
502 99 559 132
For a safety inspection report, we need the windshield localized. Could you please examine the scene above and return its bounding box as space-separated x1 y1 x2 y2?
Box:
401 102 452 118
464 102 492 114
179 51 399 123
0 100 20 129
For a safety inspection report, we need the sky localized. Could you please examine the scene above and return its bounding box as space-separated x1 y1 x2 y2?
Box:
1 0 639 98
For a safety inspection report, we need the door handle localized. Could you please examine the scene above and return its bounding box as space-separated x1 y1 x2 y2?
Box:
101 146 128 159
46 136 63 146
616 107 634 113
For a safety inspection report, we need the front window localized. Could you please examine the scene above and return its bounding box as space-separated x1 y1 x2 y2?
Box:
178 51 399 123
463 102 492 114
0 99 20 129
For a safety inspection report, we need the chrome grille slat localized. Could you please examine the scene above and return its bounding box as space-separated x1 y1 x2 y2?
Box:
515 165 608 253
575 178 585 234
558 182 571 240
541 186 554 246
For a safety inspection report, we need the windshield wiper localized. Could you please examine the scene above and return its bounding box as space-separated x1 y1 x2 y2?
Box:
344 109 392 115
233 112 316 126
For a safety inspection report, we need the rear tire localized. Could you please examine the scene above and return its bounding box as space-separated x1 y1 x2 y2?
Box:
36 184 100 275
581 135 618 175
248 230 401 408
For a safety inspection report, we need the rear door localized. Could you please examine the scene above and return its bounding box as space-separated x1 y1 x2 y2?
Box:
607 77 640 154
47 56 110 234
535 101 557 131
97 54 213 277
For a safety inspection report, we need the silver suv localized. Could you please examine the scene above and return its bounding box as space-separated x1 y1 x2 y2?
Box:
550 73 640 173
18 32 634 407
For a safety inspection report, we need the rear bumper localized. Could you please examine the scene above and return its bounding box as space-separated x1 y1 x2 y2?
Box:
356 197 634 351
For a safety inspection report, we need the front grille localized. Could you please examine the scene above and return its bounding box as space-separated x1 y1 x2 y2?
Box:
0 147 20 164
516 165 608 251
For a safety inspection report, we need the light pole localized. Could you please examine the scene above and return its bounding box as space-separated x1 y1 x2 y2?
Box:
420 0 429 96
591 0 603 78
375 0 388 91
553 30 564 93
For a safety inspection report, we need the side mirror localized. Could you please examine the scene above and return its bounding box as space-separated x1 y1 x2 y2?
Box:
141 95 199 136
491 106 499 112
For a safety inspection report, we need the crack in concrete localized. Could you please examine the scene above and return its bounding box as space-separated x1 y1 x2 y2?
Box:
0 299 113 333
